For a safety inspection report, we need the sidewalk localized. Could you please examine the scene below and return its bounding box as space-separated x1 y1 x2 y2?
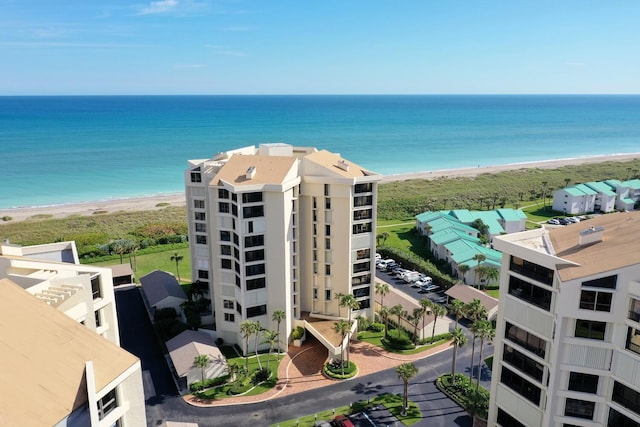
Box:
184 337 452 407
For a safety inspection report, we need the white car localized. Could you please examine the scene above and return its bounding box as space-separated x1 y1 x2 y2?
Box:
377 259 394 269
419 283 439 293
412 277 433 288
547 218 561 225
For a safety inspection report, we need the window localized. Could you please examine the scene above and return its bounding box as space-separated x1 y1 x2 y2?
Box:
235 275 241 288
359 299 371 309
247 304 267 318
325 264 331 275
353 223 372 234
508 276 552 311
627 327 640 354
353 261 370 273
246 277 266 291
608 408 640 427
505 322 546 358
193 199 205 209
218 188 229 199
582 274 617 289
568 372 599 394
224 313 235 322
509 256 554 285
232 204 238 216
500 367 541 405
235 301 242 314
324 184 330 196
91 276 102 299
220 245 231 255
325 238 331 250
195 223 207 232
313 288 318 299
223 300 234 309
353 287 370 298
497 408 526 427
234 247 240 259
503 344 544 381
219 202 230 213
613 381 640 416
354 195 373 207
575 319 606 340
242 192 263 203
356 248 370 260
355 183 373 193
195 212 206 221
190 171 202 183
564 398 595 420
197 270 209 279
232 193 237 202
196 235 207 244
221 259 232 269
325 198 331 209
352 274 371 286
353 209 373 221
233 233 239 245
245 249 265 262
325 224 331 236
248 221 254 233
246 264 265 276
313 197 317 209
629 298 640 322
245 235 264 247
94 310 102 327
243 205 264 218
97 388 118 420
325 289 331 301
580 289 612 311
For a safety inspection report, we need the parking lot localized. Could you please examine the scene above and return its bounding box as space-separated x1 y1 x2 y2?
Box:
375 258 449 306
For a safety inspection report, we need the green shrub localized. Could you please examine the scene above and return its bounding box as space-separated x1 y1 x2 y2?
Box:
189 375 228 392
418 332 452 345
324 360 357 379
252 368 270 385
368 322 385 333
1 216 13 221
357 316 371 331
291 326 304 340
383 329 415 350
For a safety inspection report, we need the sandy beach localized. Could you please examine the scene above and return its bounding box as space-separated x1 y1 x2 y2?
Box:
2 153 639 224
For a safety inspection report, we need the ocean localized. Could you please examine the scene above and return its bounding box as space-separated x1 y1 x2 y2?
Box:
1 95 640 209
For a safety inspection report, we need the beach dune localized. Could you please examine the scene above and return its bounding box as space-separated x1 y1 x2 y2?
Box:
2 153 639 224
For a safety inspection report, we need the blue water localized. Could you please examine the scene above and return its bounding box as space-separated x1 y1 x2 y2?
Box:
1 95 640 209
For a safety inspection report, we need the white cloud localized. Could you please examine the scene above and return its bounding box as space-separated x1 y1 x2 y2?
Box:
138 0 179 15
204 44 246 57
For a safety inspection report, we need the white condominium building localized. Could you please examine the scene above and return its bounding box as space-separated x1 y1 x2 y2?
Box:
184 144 381 349
488 211 640 427
0 241 146 427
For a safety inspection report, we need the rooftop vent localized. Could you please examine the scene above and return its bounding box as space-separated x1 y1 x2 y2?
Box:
579 225 604 246
246 166 256 180
336 159 350 172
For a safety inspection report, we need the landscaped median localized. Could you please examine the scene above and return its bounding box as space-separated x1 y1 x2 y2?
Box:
436 373 489 421
358 329 452 355
270 393 421 427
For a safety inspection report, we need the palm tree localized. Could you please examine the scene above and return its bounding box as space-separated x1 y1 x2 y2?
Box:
379 305 391 338
390 304 405 334
240 321 253 368
271 309 286 356
193 354 210 383
252 321 263 369
334 320 352 376
457 264 470 283
476 265 489 290
472 253 487 288
409 307 425 345
262 329 279 372
375 282 390 307
450 328 467 387
396 363 419 416
484 267 500 286
430 304 447 342
468 320 482 383
419 298 432 340
541 181 548 208
448 299 466 330
466 298 488 323
339 294 359 364
381 231 390 245
170 252 184 282
476 320 495 392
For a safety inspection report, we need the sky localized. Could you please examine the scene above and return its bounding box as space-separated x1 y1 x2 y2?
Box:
1 0 639 95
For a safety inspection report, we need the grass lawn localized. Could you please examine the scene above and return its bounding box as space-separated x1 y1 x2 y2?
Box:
486 289 500 298
272 393 421 426
358 330 450 355
92 246 192 283
195 347 282 400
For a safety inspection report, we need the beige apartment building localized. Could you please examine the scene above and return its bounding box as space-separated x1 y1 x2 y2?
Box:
488 211 640 427
185 144 381 351
0 241 146 427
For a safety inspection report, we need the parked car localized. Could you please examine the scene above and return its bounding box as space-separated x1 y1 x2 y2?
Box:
547 218 561 225
314 421 332 427
412 277 433 288
559 217 572 225
385 262 401 272
375 252 382 261
403 271 423 283
419 284 439 293
377 259 394 269
332 415 355 427
566 217 581 223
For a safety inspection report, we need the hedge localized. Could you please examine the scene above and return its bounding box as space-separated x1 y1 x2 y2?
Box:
377 246 456 290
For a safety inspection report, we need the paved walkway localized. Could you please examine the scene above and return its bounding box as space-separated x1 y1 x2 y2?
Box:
184 336 452 407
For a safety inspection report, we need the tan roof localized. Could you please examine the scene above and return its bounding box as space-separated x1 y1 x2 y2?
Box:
550 211 640 281
0 278 139 427
304 150 378 179
166 330 226 377
211 154 297 187
445 284 499 312
108 263 133 277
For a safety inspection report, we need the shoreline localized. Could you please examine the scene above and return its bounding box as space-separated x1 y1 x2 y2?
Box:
2 153 639 224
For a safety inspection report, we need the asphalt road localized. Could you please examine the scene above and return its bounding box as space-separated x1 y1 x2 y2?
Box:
115 286 492 427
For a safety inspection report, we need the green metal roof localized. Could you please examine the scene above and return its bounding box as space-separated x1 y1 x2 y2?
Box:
623 179 640 190
585 181 616 196
496 208 527 221
430 228 479 245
